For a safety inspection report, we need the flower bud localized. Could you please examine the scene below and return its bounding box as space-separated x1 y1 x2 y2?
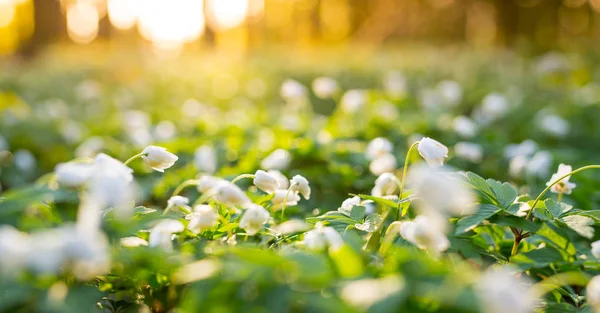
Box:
55 162 94 188
417 137 448 168
290 175 311 200
186 205 218 234
141 146 178 172
253 170 279 194
239 204 270 235
215 183 251 206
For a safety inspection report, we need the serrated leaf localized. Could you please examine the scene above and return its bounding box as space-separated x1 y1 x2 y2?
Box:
545 199 573 218
489 215 541 233
487 179 517 209
561 215 594 239
454 204 501 234
464 172 497 204
512 247 565 270
349 205 366 221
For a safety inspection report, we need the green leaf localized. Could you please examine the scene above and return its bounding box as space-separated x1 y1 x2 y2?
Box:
357 194 409 208
454 204 501 234
511 247 565 270
487 179 517 209
464 172 497 204
545 199 573 218
489 215 541 233
355 213 383 233
349 205 367 221
535 223 576 256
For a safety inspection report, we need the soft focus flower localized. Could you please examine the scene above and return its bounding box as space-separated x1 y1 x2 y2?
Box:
303 224 344 251
453 115 478 138
167 196 191 212
587 275 600 311
312 77 339 99
366 137 394 160
14 149 36 172
0 225 29 273
215 183 251 206
0 135 9 151
504 139 538 159
86 153 135 218
340 89 366 113
399 215 449 253
417 137 449 168
474 92 510 124
338 196 362 216
369 153 397 176
239 204 270 235
148 219 185 250
120 236 149 247
261 149 291 170
141 145 178 172
418 88 441 110
76 136 105 158
454 142 483 163
383 71 408 98
476 267 535 313
592 240 600 259
253 170 280 194
271 189 301 210
372 173 398 197
268 170 289 189
437 80 462 107
186 205 218 234
340 275 404 311
525 150 553 178
546 163 576 194
514 202 531 217
273 219 310 235
197 175 228 194
280 79 307 100
290 175 311 200
55 162 94 188
537 113 570 137
194 145 217 174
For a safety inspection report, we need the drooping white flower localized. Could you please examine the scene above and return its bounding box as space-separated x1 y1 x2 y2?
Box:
267 170 289 189
546 163 576 194
215 183 251 206
253 170 280 194
407 165 476 216
303 224 344 251
86 153 136 218
290 175 311 200
452 115 478 138
417 137 449 168
366 137 394 160
592 240 600 259
369 153 397 176
280 79 307 100
476 267 536 313
186 205 218 234
197 175 228 194
55 162 94 188
312 77 339 99
148 219 185 250
454 142 483 163
340 89 367 113
587 275 600 311
141 145 178 172
194 145 217 174
261 149 291 170
239 204 270 235
371 173 398 197
339 196 362 216
120 236 149 247
399 215 449 253
167 195 191 212
271 189 301 210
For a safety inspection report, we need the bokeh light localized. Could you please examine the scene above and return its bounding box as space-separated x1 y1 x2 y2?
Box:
107 0 138 30
206 0 249 32
67 1 99 44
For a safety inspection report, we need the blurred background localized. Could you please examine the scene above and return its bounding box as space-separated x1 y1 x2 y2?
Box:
3 0 600 56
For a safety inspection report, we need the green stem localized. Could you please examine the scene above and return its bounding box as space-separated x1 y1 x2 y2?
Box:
557 192 563 203
172 179 199 197
231 173 255 184
124 153 145 166
281 182 298 221
397 141 419 220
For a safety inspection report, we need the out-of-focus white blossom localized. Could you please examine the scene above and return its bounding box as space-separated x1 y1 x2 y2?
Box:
215 183 251 206
55 162 94 188
154 121 177 141
338 196 362 216
537 113 570 137
588 275 600 311
271 189 301 210
148 219 185 250
399 215 449 253
592 240 600 259
525 150 553 178
186 205 218 234
290 175 311 200
87 153 136 218
504 139 538 159
418 88 441 111
239 204 270 235
303 224 344 251
340 89 367 113
474 92 510 124
76 136 105 158
253 170 280 194
546 163 576 194
372 173 398 197
14 149 36 172
312 77 339 99
167 195 191 213
417 137 448 168
197 175 228 194
340 275 404 311
437 80 462 107
383 71 408 98
0 225 29 273
476 267 535 313
280 79 307 100
120 236 149 247
509 155 529 179
453 115 479 138
268 170 289 189
369 153 397 176
454 142 483 163
366 137 394 160
261 149 291 170
141 146 178 172
194 145 217 174
273 219 310 235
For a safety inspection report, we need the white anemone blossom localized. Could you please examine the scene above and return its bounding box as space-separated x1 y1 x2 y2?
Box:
148 219 185 250
452 115 479 138
340 89 367 113
417 137 449 168
290 175 311 200
271 189 301 210
54 161 95 188
280 79 307 100
186 205 219 234
268 170 289 189
546 163 576 194
587 275 600 311
312 76 339 99
338 196 362 216
366 137 394 160
141 145 178 172
197 175 228 194
592 240 600 259
454 142 484 163
167 195 191 212
371 173 398 197
369 153 397 176
253 170 280 194
86 153 136 218
303 224 344 251
194 145 217 174
399 215 449 253
215 183 251 206
261 149 291 170
476 267 536 313
239 204 270 235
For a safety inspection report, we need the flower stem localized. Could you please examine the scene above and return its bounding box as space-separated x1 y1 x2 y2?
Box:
172 179 199 197
557 193 563 203
397 141 419 220
281 182 298 221
124 153 145 166
230 173 255 184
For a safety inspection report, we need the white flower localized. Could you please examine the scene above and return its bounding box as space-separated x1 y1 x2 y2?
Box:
268 170 289 189
215 183 251 206
197 175 227 194
453 115 478 138
290 175 311 200
525 151 553 178
273 219 310 235
120 236 149 247
14 149 36 172
417 137 449 168
418 88 441 110
454 142 483 163
504 139 538 159
407 165 476 216
537 113 570 137
312 77 339 99
588 275 600 311
55 162 94 188
371 173 398 197
239 204 270 235
366 137 394 160
141 145 178 172
437 80 462 107
167 196 191 212
261 149 291 170
592 241 600 259
399 215 449 253
340 275 404 311
476 267 535 313
340 89 366 113
280 79 307 100
546 163 576 194
383 71 407 98
514 202 531 217
148 219 185 250
0 225 29 273
86 153 136 218
509 155 529 178
271 189 301 210
474 92 510 124
253 170 280 194
186 205 218 234
76 136 104 158
369 153 397 176
194 145 217 174
339 196 361 216
303 225 344 251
